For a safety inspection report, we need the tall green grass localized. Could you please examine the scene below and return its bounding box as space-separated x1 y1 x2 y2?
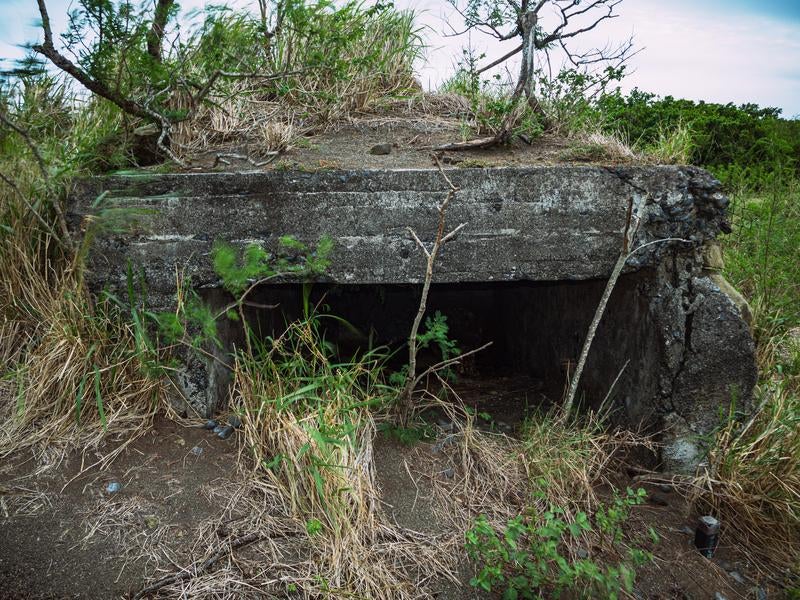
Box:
691 168 800 571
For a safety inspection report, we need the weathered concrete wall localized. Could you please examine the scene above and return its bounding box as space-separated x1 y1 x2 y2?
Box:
69 165 756 472
71 166 729 309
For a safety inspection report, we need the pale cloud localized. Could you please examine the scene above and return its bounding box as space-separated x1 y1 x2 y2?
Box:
2 0 798 117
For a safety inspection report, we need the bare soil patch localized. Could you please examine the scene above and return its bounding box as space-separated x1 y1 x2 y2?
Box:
0 412 781 599
183 109 591 173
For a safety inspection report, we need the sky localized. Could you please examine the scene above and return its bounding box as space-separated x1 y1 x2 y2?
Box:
1 0 798 117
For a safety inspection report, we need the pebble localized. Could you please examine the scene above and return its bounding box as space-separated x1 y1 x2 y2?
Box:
144 515 159 529
577 548 589 559
715 593 728 600
441 467 455 480
729 571 746 585
496 421 513 434
202 419 218 430
212 424 224 434
190 446 203 456
369 143 393 156
436 417 454 433
229 415 242 429
218 425 235 440
753 586 768 600
105 481 121 494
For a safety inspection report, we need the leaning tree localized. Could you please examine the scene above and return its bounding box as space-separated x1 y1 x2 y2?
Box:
444 0 633 146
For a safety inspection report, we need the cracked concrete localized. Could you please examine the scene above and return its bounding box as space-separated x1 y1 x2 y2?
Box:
68 164 757 472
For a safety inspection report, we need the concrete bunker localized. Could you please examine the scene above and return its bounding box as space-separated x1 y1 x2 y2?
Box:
69 164 758 471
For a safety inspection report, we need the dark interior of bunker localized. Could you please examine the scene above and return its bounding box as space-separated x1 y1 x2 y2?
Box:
203 269 661 427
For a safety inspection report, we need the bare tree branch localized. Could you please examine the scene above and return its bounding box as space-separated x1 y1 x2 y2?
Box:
33 0 153 121
398 156 467 423
562 198 692 417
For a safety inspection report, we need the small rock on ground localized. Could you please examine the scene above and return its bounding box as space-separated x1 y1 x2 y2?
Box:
369 143 393 155
218 425 235 440
728 571 746 585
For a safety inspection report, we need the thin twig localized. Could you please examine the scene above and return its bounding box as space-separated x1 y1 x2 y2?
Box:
398 155 465 423
132 532 268 598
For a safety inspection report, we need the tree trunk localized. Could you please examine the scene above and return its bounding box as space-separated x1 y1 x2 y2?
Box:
518 10 538 101
146 0 174 63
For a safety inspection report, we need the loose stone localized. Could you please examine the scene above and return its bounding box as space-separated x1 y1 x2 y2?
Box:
729 571 746 585
218 425 235 440
369 143 392 155
105 481 121 494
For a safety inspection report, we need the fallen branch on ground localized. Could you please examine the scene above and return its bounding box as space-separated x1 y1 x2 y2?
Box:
132 532 267 599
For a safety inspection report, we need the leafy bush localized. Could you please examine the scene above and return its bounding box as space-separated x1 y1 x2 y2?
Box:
597 89 800 173
465 488 651 599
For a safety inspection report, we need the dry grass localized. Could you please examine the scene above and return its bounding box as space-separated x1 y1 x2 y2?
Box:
209 318 458 598
1 169 163 464
560 130 641 163
0 482 53 517
417 385 649 562
687 380 800 574
80 495 178 573
171 4 423 160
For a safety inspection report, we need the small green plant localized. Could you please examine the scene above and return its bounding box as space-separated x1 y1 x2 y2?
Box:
306 518 324 536
390 310 461 386
378 421 435 446
465 488 650 599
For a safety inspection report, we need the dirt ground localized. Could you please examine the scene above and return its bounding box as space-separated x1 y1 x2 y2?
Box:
1 401 782 600
182 100 602 173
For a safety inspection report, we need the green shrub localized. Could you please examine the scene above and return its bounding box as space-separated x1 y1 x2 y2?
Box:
465 488 651 599
597 89 800 173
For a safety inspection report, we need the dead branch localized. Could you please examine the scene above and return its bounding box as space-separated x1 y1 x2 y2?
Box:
33 0 152 121
213 152 281 168
0 111 48 180
562 199 692 417
398 156 466 423
411 341 494 392
443 0 630 151
132 532 267 599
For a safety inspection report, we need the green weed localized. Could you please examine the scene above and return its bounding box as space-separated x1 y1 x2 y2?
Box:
465 488 650 599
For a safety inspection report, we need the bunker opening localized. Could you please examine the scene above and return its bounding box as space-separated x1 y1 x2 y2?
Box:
206 271 659 426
